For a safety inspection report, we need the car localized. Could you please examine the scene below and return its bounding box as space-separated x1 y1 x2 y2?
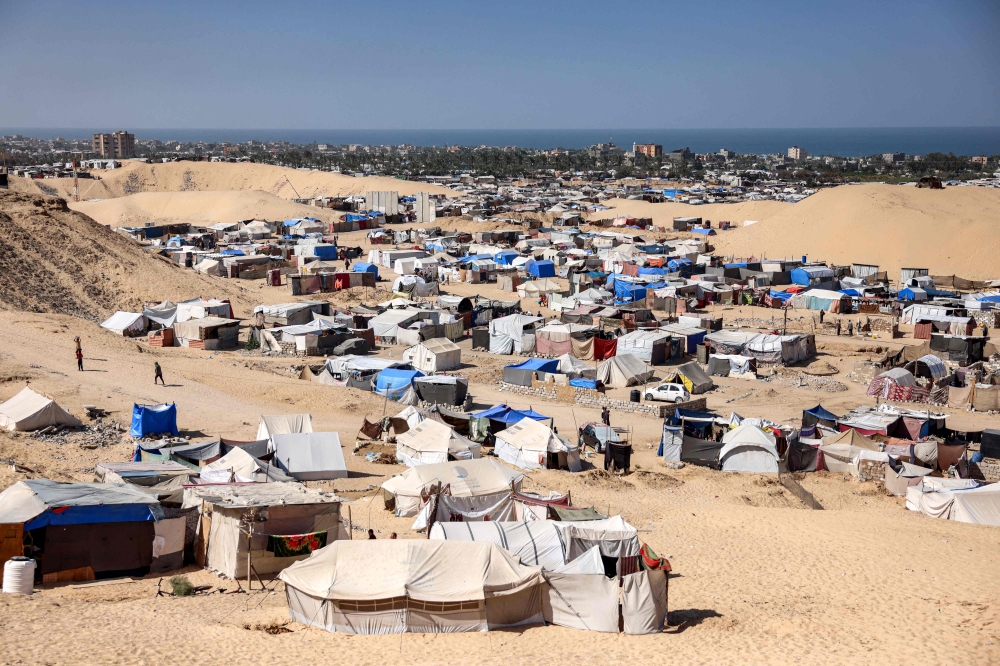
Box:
644 382 690 404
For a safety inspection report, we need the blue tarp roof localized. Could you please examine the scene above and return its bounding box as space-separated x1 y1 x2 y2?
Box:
375 369 424 398
129 403 178 439
219 249 245 256
26 504 159 531
769 290 793 301
804 404 839 421
667 258 692 271
528 260 556 277
470 404 550 423
690 228 715 235
614 281 647 304
459 254 494 263
494 250 520 265
506 358 559 373
352 262 379 275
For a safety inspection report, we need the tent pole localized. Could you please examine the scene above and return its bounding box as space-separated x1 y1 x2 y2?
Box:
348 505 353 540
247 522 253 591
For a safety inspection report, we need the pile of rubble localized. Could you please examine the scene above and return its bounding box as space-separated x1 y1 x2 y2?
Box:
31 420 129 449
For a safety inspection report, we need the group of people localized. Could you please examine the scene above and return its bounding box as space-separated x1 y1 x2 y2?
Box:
368 529 397 539
72 336 165 385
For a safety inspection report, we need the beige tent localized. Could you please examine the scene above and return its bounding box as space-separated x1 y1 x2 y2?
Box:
182 482 342 579
279 540 544 634
494 417 581 472
257 414 313 440
395 418 481 466
381 458 524 517
517 278 563 298
0 387 82 432
595 353 654 388
820 429 878 475
401 338 462 373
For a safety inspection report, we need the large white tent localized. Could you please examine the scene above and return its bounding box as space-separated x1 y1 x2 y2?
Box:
381 458 524 517
595 353 654 388
719 424 780 473
395 418 481 466
279 540 545 634
257 414 313 440
100 311 146 336
402 338 461 372
0 387 82 432
494 417 581 472
488 313 542 354
906 477 1000 526
270 432 348 481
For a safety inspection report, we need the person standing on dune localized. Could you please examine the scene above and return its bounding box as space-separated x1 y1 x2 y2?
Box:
154 362 165 385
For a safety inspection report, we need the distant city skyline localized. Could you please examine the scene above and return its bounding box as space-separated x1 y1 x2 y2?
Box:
1 1 998 130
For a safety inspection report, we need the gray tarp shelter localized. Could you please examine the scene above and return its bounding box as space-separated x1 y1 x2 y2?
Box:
270 432 348 481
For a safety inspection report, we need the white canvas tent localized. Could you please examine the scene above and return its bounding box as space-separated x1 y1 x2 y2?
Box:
494 417 581 472
906 478 1000 526
270 432 348 481
199 447 295 483
556 353 597 379
279 540 545 634
719 424 780 473
381 458 524 517
488 314 542 354
595 353 654 388
0 387 82 432
100 311 146 336
257 414 314 440
395 418 481 466
402 338 461 372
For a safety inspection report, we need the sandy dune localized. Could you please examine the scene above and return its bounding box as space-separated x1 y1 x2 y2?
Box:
11 160 455 201
71 190 345 228
597 184 1000 280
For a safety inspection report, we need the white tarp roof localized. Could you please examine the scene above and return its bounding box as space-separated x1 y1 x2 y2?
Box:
100 311 145 334
381 458 523 500
494 417 580 472
142 301 177 327
256 414 314 440
278 540 543 602
0 387 82 432
719 424 780 473
429 521 608 572
270 432 348 481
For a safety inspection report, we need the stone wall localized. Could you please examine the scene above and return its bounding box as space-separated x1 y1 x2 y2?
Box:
969 457 1000 482
496 381 708 419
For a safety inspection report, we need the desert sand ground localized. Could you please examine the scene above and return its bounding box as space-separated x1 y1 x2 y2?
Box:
1 180 999 665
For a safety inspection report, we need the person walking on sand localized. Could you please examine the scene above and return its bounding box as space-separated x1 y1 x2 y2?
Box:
601 406 611 427
154 362 165 386
847 320 854 337
835 319 841 336
76 348 83 372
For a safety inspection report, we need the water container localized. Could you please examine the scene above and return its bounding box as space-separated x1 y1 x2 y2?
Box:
3 557 36 595
630 389 641 403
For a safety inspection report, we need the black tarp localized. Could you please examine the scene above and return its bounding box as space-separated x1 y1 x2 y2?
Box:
604 442 632 472
707 356 731 376
471 327 490 350
37 521 155 577
786 439 820 472
681 436 722 467
981 429 1000 459
413 377 469 407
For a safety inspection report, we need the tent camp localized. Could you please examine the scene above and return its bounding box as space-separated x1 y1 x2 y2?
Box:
663 362 714 394
279 540 544 634
381 458 524 517
0 387 82 432
257 414 313 440
819 429 879 475
182 483 342 579
0 479 166 578
100 311 146 336
595 353 654 388
129 403 178 438
402 338 461 373
494 417 581 472
395 418 481 466
270 432 348 481
719 424 780 473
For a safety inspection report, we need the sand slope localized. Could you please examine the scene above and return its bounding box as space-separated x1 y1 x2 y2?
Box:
70 190 344 228
0 191 267 319
597 185 1000 280
11 160 455 201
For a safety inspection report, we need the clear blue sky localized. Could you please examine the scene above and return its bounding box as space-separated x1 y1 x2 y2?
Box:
2 0 997 129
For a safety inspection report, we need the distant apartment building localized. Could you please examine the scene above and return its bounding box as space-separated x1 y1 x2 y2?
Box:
633 143 662 157
92 131 135 158
882 152 906 164
666 147 694 163
719 148 736 159
787 146 807 160
972 155 989 165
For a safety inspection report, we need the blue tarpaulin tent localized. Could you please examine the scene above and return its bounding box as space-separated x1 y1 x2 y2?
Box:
638 267 670 276
352 262 379 279
769 290 793 302
219 249 245 256
614 281 647 304
569 378 598 389
313 245 338 261
374 368 425 400
528 260 556 278
494 250 520 265
129 403 178 439
502 358 559 386
470 404 550 424
667 258 693 272
802 404 839 428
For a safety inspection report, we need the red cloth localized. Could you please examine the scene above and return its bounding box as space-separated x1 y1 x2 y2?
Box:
594 337 617 360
